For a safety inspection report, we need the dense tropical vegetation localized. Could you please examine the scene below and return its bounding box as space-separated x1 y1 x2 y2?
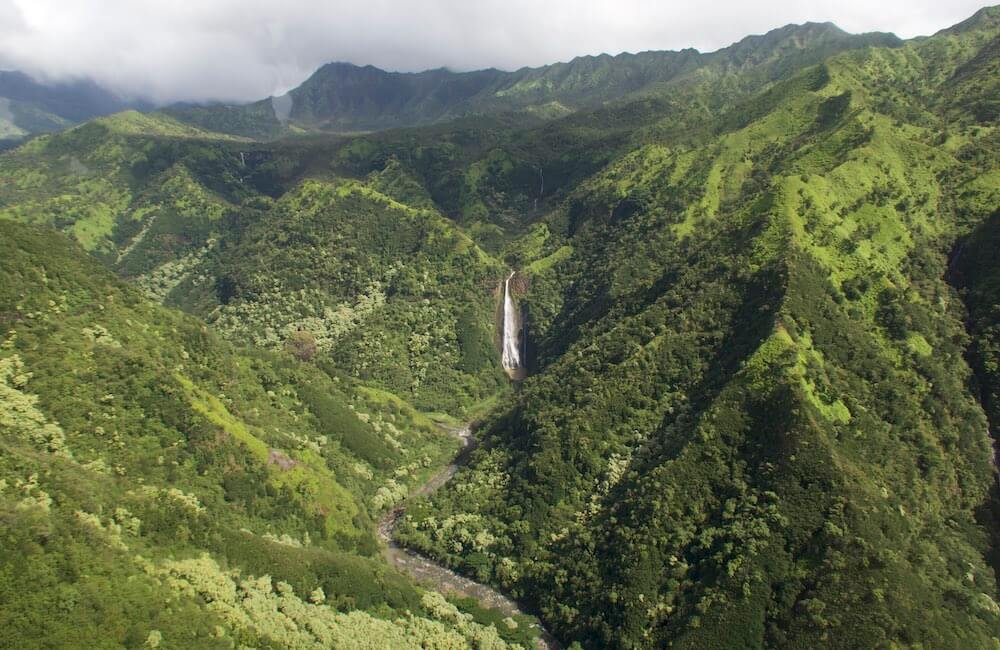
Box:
1 6 999 648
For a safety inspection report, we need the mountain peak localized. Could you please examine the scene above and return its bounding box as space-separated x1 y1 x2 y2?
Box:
724 19 899 55
939 4 1000 35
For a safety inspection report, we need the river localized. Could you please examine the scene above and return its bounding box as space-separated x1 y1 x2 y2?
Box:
377 425 559 649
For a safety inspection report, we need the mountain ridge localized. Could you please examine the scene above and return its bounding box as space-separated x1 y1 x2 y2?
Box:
166 20 902 136
0 70 147 146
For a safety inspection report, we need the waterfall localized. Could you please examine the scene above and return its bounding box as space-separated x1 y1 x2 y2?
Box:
501 271 522 371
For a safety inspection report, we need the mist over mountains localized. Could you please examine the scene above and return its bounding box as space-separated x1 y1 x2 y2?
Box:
0 19 908 143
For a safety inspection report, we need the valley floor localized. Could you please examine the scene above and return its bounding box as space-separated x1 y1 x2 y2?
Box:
378 424 559 648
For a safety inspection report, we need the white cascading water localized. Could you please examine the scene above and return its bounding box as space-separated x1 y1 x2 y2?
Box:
501 271 522 370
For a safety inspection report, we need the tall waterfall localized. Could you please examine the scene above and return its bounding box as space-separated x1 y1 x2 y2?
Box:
501 271 522 371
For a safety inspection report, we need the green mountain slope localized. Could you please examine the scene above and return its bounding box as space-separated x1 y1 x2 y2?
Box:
1 7 1000 649
0 111 510 415
0 111 249 260
195 176 509 413
393 9 1000 648
954 210 1000 476
0 70 144 147
168 22 900 137
0 219 534 648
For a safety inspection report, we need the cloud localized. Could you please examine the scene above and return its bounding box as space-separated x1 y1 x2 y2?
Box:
0 0 988 104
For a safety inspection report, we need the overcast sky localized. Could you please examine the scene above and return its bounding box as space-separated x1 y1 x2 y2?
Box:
0 0 990 104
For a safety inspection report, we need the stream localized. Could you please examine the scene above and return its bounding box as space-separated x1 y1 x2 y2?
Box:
377 425 559 649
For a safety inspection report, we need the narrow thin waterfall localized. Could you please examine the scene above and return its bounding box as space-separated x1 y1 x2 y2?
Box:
501 271 522 371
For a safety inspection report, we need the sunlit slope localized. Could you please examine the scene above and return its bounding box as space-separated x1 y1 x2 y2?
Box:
0 112 249 260
198 177 509 413
0 115 510 415
396 10 1000 648
0 220 533 648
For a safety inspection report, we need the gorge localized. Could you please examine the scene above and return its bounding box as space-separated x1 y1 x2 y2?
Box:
0 6 999 648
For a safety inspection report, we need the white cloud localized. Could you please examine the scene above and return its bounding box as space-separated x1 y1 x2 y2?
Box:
0 0 989 103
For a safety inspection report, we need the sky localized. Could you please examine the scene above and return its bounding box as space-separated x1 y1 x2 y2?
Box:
0 0 990 104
